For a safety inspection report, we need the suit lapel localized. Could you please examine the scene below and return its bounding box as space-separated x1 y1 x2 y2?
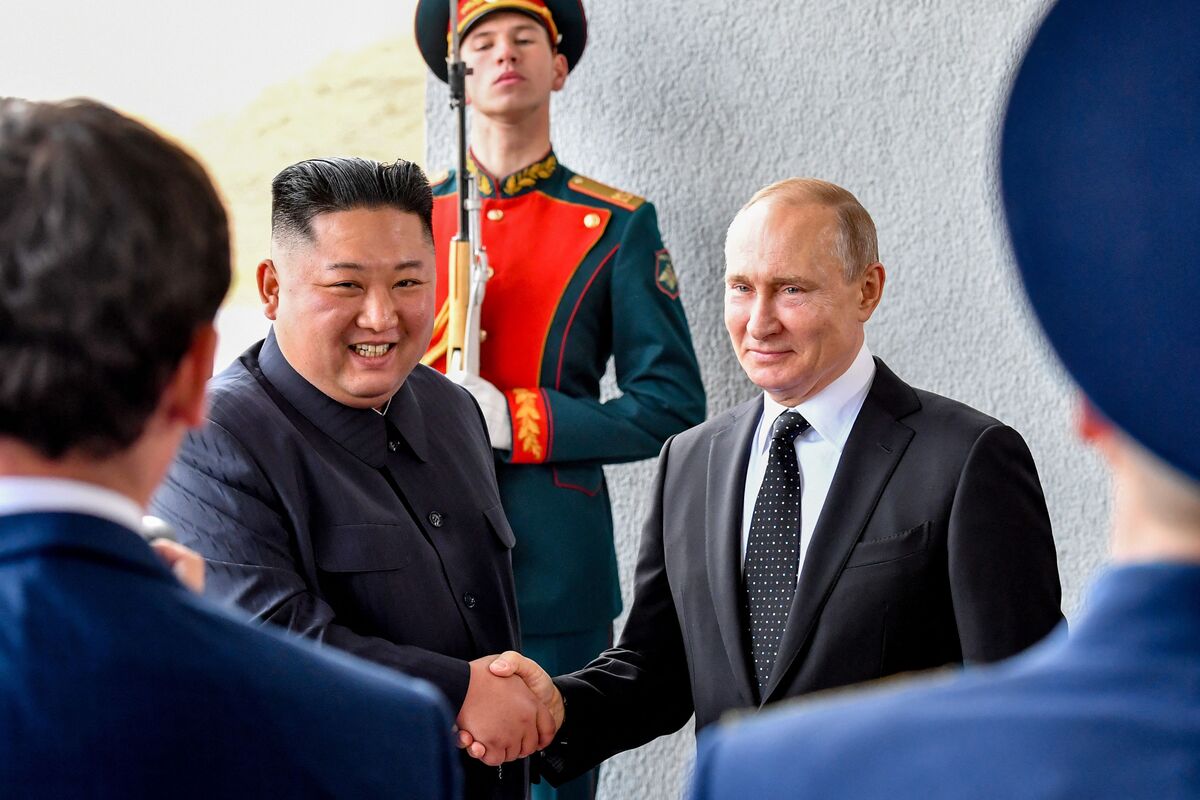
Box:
705 397 763 707
763 360 920 703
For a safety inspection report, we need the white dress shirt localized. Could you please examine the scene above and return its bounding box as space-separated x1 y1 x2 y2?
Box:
741 343 876 576
0 476 144 533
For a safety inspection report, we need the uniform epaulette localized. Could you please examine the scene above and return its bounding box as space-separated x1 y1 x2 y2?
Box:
567 174 645 211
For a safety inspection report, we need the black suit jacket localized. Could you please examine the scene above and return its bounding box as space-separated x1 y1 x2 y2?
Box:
543 359 1063 781
152 333 522 799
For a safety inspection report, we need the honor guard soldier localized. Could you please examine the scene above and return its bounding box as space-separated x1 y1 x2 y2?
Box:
415 2 706 797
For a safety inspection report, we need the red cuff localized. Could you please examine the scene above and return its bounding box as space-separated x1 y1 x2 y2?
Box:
507 388 551 464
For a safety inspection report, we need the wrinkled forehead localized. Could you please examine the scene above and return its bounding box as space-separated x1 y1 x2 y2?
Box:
725 200 838 254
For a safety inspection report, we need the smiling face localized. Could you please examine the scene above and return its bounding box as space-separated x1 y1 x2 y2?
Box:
259 207 436 409
461 10 567 124
724 198 884 407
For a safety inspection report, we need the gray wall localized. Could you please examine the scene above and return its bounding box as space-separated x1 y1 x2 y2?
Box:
426 1 1109 796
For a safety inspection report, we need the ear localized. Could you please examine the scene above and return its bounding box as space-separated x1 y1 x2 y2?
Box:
1077 394 1124 469
164 323 218 429
551 52 569 92
258 258 280 320
856 262 886 321
1077 395 1115 443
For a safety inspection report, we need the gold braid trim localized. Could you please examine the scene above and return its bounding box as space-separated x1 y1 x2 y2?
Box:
566 174 646 211
502 154 558 196
511 388 545 460
466 154 494 196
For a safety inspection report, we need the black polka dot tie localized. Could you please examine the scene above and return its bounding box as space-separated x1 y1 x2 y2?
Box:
743 410 810 697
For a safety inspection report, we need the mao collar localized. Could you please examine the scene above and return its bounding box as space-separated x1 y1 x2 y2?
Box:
257 329 428 467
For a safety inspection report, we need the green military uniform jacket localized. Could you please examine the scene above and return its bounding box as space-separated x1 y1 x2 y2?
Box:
428 151 705 634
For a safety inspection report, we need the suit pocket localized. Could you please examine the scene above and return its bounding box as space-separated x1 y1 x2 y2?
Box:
314 523 418 572
483 503 517 549
552 464 604 496
845 521 931 569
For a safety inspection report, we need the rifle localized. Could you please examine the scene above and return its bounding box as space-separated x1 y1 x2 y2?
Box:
423 0 490 375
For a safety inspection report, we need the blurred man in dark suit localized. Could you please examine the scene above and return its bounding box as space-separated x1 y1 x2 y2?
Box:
0 98 458 798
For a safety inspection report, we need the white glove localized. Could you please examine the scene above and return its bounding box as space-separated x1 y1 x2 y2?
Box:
447 370 513 452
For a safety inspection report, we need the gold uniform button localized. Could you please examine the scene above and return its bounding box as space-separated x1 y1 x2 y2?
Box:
583 212 601 229
486 209 504 221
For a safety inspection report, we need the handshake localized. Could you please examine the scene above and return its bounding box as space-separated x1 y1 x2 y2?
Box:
456 651 565 766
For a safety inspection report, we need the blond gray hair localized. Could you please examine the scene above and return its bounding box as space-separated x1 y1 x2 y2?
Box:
740 178 879 281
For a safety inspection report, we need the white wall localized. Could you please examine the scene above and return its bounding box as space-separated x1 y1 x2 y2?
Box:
427 2 1108 796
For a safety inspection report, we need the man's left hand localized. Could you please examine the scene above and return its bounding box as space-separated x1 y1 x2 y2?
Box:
150 539 206 594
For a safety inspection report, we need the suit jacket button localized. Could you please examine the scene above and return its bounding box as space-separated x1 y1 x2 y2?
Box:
463 592 477 609
388 440 400 452
428 511 444 528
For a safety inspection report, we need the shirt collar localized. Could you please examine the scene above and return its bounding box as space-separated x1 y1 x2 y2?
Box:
467 148 560 199
257 328 428 467
756 342 876 454
0 476 144 533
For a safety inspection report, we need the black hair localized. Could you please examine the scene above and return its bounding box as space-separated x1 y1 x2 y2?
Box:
270 157 433 244
0 98 231 458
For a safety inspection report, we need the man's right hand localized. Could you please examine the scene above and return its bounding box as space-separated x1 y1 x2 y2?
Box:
456 655 558 766
458 651 565 762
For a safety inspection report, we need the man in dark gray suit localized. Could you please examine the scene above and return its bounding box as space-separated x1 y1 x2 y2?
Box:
461 178 1064 780
152 157 552 800
689 1 1200 795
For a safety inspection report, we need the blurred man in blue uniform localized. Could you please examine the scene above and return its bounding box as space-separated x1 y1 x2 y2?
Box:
0 98 458 798
689 1 1200 797
416 3 706 797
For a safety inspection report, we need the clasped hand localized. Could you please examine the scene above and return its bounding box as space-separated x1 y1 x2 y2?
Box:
456 652 564 766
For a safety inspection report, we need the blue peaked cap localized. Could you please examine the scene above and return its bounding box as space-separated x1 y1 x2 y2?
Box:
1002 0 1200 481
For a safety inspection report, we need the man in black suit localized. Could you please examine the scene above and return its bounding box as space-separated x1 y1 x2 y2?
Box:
689 2 1200 797
151 157 551 799
462 178 1064 779
0 98 457 798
